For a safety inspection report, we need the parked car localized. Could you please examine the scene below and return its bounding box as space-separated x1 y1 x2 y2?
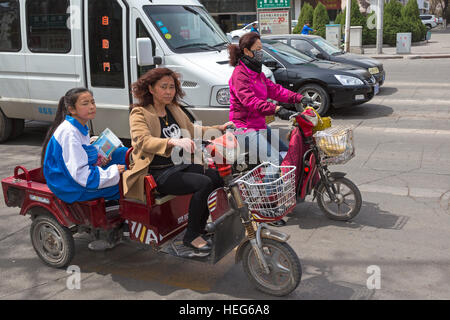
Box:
230 21 298 39
261 39 378 115
263 34 386 85
420 14 438 28
230 21 258 39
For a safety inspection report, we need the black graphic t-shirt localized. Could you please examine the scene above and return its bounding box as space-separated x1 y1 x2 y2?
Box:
150 108 181 167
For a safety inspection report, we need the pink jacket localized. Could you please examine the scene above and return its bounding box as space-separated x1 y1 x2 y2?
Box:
229 61 303 130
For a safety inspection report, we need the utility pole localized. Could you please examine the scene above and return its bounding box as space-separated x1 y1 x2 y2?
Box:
376 0 384 54
344 0 351 52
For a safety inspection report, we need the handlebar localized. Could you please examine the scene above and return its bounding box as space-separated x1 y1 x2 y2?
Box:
14 166 31 182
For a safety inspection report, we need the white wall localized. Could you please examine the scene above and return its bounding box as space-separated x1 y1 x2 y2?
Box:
294 0 301 20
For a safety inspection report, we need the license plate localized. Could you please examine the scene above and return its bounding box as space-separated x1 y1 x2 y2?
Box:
374 83 380 95
266 115 275 124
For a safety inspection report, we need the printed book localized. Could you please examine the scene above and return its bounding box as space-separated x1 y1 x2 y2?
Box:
92 128 123 158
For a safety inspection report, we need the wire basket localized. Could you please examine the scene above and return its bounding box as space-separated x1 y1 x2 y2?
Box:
314 126 355 165
236 162 297 218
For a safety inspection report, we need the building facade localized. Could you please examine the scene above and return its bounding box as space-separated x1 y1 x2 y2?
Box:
200 0 302 32
200 0 430 33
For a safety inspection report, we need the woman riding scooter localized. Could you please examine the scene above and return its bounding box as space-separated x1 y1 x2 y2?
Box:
228 32 313 166
122 68 233 256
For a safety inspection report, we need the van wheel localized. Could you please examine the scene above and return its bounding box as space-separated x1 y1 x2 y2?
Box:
296 84 330 116
0 109 13 143
10 119 24 140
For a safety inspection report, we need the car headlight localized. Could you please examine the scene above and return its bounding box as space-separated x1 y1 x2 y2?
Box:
216 88 230 105
368 67 380 74
334 75 364 86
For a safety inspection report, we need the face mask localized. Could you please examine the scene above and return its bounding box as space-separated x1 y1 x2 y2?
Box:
251 50 264 63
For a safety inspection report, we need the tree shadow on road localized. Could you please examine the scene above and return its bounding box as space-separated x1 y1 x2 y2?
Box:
375 86 398 97
4 121 47 148
287 199 409 231
329 103 394 120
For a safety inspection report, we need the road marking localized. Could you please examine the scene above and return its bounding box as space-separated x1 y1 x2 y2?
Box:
383 81 450 88
359 184 448 198
355 126 450 136
371 98 450 106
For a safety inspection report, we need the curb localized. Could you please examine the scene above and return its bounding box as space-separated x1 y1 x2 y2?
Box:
368 54 450 60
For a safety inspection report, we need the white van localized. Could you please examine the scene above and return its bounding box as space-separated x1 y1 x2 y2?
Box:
0 0 274 142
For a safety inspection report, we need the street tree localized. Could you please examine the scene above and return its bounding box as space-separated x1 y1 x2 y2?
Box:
294 3 314 34
313 2 330 38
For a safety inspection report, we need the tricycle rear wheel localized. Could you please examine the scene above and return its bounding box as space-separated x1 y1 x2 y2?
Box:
30 214 75 268
242 238 301 296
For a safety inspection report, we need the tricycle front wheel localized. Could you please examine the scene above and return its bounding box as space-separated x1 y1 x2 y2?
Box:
30 214 75 268
242 239 301 296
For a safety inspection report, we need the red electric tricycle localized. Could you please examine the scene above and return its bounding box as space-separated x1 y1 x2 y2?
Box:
2 133 302 296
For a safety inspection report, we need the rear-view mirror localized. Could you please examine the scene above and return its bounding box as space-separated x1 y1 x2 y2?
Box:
137 38 156 66
264 61 281 70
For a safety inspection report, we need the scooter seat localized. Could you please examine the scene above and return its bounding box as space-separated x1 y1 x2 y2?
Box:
154 194 176 205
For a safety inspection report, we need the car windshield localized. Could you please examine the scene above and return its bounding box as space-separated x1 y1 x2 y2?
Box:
144 5 228 53
263 40 313 64
311 37 342 55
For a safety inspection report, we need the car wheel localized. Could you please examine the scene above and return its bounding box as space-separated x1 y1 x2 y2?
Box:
296 84 330 116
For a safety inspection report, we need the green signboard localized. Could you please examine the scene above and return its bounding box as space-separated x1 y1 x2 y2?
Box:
257 0 291 9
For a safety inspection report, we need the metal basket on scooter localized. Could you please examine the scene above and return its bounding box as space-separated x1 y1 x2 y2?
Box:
236 162 297 218
314 126 355 165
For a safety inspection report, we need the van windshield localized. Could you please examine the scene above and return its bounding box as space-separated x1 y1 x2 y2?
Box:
144 5 228 53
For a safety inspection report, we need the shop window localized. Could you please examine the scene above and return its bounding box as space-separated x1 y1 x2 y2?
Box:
26 0 71 53
0 0 21 51
88 0 124 88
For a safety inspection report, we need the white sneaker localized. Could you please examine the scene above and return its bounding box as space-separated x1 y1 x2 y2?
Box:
88 239 119 251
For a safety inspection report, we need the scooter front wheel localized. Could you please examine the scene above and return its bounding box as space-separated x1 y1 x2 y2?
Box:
316 177 362 221
242 238 301 296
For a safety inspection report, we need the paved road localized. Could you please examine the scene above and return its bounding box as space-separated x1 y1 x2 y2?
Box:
1 58 449 300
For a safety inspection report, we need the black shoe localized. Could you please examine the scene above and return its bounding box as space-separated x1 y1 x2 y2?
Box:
201 234 213 246
105 200 119 207
268 219 286 227
183 240 212 253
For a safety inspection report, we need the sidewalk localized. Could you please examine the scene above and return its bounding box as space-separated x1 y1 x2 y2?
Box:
362 26 450 59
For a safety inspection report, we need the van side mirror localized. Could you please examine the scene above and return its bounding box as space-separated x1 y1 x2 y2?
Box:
137 38 161 66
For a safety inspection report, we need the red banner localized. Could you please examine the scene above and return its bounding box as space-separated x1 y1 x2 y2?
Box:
318 0 341 10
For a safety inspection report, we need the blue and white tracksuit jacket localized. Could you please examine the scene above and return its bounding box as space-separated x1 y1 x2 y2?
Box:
43 115 127 203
